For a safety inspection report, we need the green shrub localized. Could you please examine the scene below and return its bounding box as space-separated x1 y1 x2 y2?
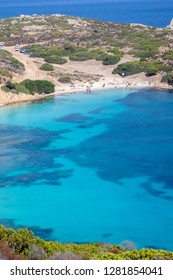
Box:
1 85 11 92
15 83 30 94
47 46 66 56
21 79 55 94
102 54 120 65
45 55 67 64
5 81 16 90
0 68 12 78
145 65 158 76
69 52 94 61
129 39 162 59
112 61 144 76
40 63 54 71
109 48 124 57
0 225 173 260
10 58 25 70
133 49 158 59
161 73 173 86
28 44 87 60
63 45 86 55
0 50 12 58
3 80 55 94
28 45 47 57
58 76 71 83
163 50 173 60
88 50 106 60
112 61 170 76
2 81 30 94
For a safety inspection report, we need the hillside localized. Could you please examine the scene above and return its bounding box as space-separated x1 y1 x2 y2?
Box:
0 14 172 104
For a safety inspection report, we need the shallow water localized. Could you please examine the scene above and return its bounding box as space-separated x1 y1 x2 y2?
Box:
0 88 173 250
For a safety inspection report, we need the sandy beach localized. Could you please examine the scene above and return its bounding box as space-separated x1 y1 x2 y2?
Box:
0 46 172 107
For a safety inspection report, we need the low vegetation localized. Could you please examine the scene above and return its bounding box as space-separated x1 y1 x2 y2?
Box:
45 56 67 64
2 79 55 94
162 50 173 61
39 63 54 71
112 61 171 76
0 15 172 87
27 44 122 65
0 225 173 260
0 68 12 78
58 76 71 83
0 50 24 83
49 71 101 84
161 73 173 86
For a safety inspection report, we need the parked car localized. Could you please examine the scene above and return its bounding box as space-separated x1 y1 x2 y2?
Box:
20 48 26 53
24 49 33 55
20 49 33 55
15 45 20 51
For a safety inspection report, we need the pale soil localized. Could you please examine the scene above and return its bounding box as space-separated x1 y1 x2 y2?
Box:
0 46 172 107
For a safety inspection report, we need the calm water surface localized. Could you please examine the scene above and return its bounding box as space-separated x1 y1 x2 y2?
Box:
0 88 173 250
0 0 172 27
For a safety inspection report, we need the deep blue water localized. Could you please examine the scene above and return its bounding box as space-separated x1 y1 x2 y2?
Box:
0 0 172 27
0 88 173 250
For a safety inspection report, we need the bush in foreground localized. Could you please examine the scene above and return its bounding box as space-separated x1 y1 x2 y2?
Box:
0 241 25 260
0 225 173 260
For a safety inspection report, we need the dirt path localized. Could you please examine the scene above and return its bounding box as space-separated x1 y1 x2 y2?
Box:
3 46 166 94
5 46 138 84
5 46 60 86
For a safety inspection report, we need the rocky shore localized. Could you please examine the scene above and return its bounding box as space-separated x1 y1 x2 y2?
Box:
0 89 54 106
0 79 172 107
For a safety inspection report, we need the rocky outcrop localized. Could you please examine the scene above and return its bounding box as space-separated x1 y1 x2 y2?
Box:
0 89 54 106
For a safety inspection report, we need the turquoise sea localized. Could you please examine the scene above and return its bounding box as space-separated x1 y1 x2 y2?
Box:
0 88 173 250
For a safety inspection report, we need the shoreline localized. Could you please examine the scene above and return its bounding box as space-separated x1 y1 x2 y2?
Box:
1 43 172 107
0 82 172 107
0 90 55 107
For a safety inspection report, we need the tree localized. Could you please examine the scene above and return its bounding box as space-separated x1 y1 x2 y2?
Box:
145 65 158 76
161 73 173 86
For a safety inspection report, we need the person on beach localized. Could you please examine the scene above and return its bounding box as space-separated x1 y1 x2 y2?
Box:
86 86 91 92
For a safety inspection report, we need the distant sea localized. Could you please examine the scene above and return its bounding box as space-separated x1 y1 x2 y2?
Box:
0 0 172 27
